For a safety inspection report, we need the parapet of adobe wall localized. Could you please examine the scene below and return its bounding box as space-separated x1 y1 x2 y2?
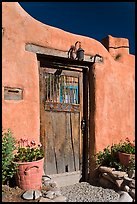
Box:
2 2 135 152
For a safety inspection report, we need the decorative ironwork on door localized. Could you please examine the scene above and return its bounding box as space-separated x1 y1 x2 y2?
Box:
44 72 80 112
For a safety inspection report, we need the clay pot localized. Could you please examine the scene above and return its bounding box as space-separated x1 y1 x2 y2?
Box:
118 152 135 166
14 158 44 190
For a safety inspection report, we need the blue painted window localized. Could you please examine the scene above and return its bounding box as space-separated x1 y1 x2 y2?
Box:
60 85 79 104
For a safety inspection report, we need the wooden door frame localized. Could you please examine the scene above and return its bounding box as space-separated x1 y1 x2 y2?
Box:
81 68 89 181
37 53 94 181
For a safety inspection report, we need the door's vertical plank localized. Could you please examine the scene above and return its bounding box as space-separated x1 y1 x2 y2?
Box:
55 75 57 102
46 73 49 102
79 72 83 173
52 112 66 174
38 65 47 175
52 74 54 102
70 112 76 171
71 112 80 171
64 113 75 172
45 111 57 175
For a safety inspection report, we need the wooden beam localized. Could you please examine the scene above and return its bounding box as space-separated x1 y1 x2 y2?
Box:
25 43 94 65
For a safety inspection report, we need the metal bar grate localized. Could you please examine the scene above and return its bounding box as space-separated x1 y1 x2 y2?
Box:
44 73 79 104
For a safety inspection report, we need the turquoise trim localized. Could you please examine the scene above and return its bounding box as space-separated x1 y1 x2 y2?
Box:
60 85 78 104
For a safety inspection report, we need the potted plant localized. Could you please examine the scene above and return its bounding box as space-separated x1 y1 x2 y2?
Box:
94 145 123 171
13 138 44 191
94 138 135 172
117 137 135 167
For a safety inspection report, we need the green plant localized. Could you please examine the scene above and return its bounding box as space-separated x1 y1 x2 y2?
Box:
94 137 135 172
118 137 135 154
127 157 135 171
14 138 44 162
95 145 122 171
2 129 17 184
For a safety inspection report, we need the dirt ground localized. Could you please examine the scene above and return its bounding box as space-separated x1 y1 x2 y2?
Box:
2 185 40 202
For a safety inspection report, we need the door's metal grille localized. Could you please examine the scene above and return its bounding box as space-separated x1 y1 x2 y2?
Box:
44 73 79 104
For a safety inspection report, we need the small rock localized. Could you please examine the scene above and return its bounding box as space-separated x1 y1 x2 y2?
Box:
39 197 55 202
117 191 133 202
129 188 135 200
102 172 115 184
43 180 58 189
41 184 53 192
15 186 19 190
128 170 135 179
44 190 55 199
53 195 67 202
42 175 51 182
50 187 62 197
49 182 57 188
34 190 42 199
123 185 130 192
129 179 135 188
123 176 133 186
22 190 34 200
99 176 117 189
98 166 115 173
2 185 10 192
124 176 132 182
115 179 124 188
109 171 128 179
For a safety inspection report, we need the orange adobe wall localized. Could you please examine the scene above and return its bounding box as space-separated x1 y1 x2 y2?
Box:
2 3 135 153
93 35 135 153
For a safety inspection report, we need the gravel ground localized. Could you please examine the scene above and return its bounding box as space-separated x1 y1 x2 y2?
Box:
60 182 120 202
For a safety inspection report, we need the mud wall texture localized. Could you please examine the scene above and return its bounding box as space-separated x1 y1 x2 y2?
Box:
2 2 135 153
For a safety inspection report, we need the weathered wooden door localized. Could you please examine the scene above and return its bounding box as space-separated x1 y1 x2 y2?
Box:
39 63 83 175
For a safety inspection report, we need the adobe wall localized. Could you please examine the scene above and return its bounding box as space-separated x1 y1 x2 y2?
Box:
2 2 135 153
